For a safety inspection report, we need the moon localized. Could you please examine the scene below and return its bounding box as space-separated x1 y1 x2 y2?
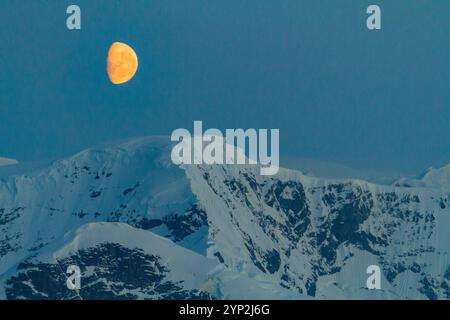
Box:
107 42 138 85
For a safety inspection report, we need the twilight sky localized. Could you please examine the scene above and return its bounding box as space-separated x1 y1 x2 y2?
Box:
0 0 448 175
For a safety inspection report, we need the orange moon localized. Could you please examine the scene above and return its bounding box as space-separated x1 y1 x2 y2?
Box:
107 42 138 84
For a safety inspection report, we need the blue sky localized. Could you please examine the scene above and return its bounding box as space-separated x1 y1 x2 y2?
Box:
0 0 448 174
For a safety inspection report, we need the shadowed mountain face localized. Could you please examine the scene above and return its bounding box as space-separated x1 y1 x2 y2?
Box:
0 137 449 299
6 243 212 300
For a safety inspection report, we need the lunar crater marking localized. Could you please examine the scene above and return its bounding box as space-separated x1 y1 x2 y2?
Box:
107 42 138 85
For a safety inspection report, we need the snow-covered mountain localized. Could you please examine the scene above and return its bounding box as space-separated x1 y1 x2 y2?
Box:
0 137 448 299
0 157 18 167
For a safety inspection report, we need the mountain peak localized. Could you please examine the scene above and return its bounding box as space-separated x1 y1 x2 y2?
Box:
393 163 450 191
